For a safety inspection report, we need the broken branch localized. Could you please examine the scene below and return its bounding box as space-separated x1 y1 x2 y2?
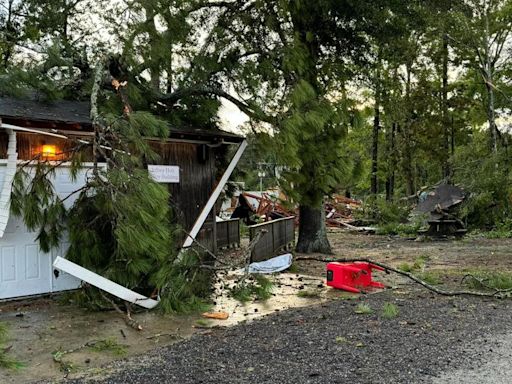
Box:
296 256 512 298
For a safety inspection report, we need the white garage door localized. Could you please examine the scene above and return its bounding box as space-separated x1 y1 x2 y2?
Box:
0 164 97 300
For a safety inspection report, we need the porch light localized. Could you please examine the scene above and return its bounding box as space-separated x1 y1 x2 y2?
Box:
41 144 57 158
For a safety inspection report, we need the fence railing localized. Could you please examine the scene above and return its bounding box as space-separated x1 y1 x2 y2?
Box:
216 218 241 249
249 216 295 262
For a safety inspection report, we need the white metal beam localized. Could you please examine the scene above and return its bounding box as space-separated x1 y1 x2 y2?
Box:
53 256 159 309
181 139 248 250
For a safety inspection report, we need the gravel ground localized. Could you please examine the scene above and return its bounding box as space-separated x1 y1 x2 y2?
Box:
68 289 512 384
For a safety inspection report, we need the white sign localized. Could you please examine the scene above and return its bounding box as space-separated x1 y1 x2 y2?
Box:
148 165 180 183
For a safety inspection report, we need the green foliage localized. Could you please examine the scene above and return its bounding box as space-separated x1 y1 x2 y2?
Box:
464 271 512 291
0 322 23 370
297 289 321 298
417 271 441 286
358 197 412 225
480 220 512 239
354 303 373 314
90 338 127 356
381 303 399 319
156 251 213 314
399 256 429 273
229 275 273 303
453 134 512 229
10 92 215 314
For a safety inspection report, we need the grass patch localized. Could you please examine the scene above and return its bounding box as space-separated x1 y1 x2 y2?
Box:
287 262 299 273
464 271 512 291
230 275 273 303
417 271 441 285
381 303 399 319
399 256 430 274
0 322 23 370
354 303 373 315
398 262 413 273
297 289 321 298
89 338 127 356
195 319 211 327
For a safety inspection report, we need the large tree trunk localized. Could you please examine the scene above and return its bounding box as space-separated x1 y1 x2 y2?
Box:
385 122 396 201
296 205 331 254
403 65 415 196
441 32 451 179
483 13 498 155
370 68 381 195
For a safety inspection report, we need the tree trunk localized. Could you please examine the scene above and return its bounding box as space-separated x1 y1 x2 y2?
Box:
441 32 451 179
370 68 381 195
385 122 396 201
484 13 498 154
296 205 331 254
403 66 415 196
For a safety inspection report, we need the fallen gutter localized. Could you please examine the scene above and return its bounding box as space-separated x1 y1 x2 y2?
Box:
180 139 248 254
53 256 159 309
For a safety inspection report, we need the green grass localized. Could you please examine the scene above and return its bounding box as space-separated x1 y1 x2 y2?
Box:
398 262 413 272
230 275 273 303
399 256 430 274
297 289 321 298
464 271 512 291
195 319 211 327
417 271 441 285
287 263 299 273
335 336 348 344
381 303 399 319
0 322 23 370
354 303 373 315
90 338 127 356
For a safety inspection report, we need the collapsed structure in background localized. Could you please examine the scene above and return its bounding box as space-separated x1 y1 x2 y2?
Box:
415 184 467 237
225 190 362 228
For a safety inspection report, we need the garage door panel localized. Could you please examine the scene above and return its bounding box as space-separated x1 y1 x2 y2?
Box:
1 246 16 282
25 244 41 280
52 241 80 292
0 164 99 300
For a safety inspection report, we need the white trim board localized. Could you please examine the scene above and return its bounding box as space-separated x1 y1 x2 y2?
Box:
53 256 159 309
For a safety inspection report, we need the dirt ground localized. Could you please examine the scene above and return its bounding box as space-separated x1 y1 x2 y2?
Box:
2 230 512 383
296 229 512 284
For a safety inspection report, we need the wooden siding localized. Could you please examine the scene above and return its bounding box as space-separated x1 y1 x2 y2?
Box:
149 141 217 253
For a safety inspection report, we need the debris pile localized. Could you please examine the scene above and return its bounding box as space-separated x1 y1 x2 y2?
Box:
415 184 467 237
229 190 362 227
325 195 362 227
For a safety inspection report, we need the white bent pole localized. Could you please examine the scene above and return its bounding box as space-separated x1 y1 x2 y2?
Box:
180 140 248 251
53 256 159 309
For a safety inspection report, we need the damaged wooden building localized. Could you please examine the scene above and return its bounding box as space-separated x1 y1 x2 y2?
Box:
0 96 245 300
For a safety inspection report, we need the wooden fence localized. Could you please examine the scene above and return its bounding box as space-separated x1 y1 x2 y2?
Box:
249 217 295 262
216 218 241 249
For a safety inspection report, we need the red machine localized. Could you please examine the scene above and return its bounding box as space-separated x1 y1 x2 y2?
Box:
326 262 385 293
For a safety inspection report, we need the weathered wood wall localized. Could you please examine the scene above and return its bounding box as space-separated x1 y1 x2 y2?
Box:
150 141 217 253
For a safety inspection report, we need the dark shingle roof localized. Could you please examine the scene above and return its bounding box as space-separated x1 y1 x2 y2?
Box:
0 96 91 125
0 96 244 143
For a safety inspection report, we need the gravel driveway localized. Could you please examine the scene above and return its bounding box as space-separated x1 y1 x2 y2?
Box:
68 289 512 384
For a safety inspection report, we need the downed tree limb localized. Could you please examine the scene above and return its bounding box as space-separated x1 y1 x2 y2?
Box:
100 293 143 331
295 256 512 298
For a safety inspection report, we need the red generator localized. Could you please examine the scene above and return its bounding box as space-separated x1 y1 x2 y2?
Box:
326 262 385 293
